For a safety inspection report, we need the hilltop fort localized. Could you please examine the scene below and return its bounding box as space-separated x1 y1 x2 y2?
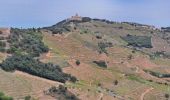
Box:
68 13 82 21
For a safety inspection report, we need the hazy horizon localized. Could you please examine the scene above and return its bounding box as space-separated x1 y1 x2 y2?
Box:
0 0 170 28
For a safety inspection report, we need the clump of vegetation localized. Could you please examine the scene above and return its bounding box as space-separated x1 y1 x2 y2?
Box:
98 42 113 54
144 69 170 78
82 17 91 22
93 60 107 68
162 27 170 32
76 60 80 66
7 28 49 57
45 85 80 100
0 41 6 52
122 34 152 48
92 18 115 24
24 96 31 100
165 93 170 99
150 51 170 59
96 35 102 39
0 54 77 83
0 91 13 100
113 80 118 85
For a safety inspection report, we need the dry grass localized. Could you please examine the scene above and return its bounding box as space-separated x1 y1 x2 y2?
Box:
0 69 61 99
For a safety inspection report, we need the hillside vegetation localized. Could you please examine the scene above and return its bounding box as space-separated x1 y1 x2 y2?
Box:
41 18 170 100
1 17 170 100
0 92 13 100
0 55 76 83
7 28 49 57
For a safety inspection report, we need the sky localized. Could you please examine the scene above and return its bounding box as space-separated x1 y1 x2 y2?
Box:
0 0 169 28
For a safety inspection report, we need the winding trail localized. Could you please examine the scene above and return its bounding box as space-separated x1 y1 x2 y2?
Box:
140 87 154 100
98 93 104 100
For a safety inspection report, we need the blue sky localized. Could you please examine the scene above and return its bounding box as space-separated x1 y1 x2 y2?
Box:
0 0 169 28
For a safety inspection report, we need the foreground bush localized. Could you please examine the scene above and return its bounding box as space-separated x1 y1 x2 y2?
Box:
0 55 77 83
7 28 49 57
0 92 13 100
45 85 80 100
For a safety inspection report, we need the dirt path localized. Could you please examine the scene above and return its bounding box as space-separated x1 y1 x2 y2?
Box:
64 32 72 38
140 87 154 100
98 93 104 100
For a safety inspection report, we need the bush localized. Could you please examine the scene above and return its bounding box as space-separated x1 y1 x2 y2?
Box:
0 55 77 83
114 80 118 85
76 60 80 66
122 35 152 48
144 70 170 78
0 92 13 100
93 60 107 68
8 28 49 57
98 42 113 54
82 17 91 22
24 96 31 100
47 85 80 100
0 41 6 47
70 76 77 83
96 35 102 39
165 94 169 99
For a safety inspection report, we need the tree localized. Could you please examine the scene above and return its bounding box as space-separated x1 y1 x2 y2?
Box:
70 76 77 83
93 61 107 68
0 55 77 83
0 91 13 100
165 94 169 99
114 80 118 85
24 96 31 100
76 60 80 66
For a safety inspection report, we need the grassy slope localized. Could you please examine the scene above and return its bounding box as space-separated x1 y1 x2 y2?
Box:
0 20 169 100
0 52 60 100
41 26 170 100
0 69 60 100
41 21 170 100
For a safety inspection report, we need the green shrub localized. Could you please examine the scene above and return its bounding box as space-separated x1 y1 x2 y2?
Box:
93 60 107 68
0 55 77 83
8 28 49 57
0 41 6 52
47 85 80 100
98 42 113 54
165 94 169 99
82 17 91 22
122 35 152 48
144 69 170 78
0 91 13 100
76 60 80 66
24 96 31 100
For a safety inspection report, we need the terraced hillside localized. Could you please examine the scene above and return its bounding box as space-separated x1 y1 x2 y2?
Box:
40 18 170 100
0 18 170 100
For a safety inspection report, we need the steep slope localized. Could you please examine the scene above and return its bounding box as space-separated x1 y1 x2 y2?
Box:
40 18 170 100
0 17 170 100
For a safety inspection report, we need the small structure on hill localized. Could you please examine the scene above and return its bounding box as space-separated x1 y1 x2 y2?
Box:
0 27 11 37
69 13 82 21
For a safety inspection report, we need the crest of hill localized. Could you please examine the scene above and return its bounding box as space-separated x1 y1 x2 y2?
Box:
43 15 165 36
